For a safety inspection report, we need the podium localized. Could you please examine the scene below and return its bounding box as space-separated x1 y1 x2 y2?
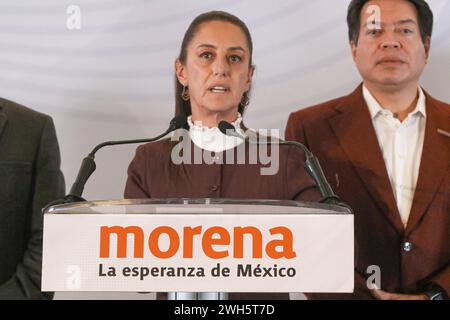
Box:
42 198 354 299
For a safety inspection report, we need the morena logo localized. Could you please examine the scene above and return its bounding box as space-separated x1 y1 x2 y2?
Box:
99 225 297 259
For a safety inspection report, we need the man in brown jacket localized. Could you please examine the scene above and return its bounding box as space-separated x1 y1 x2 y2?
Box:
286 0 449 300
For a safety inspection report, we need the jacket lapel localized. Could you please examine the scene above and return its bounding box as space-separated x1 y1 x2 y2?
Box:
328 85 405 235
405 95 450 235
0 105 7 140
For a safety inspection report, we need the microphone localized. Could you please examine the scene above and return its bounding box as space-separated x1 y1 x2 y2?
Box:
45 114 187 209
218 121 351 210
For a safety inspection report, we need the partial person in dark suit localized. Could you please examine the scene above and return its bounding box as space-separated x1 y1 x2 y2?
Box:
0 97 65 299
286 0 449 300
125 11 321 300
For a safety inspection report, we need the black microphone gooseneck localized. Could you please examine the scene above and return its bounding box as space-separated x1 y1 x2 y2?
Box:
46 115 187 209
218 121 351 211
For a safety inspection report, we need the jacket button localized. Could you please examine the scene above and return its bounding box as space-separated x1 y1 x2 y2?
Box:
403 242 413 252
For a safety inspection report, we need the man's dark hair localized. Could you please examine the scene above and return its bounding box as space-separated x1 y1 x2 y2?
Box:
347 0 433 44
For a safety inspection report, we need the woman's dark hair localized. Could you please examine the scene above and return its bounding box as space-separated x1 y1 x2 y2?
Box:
174 11 254 118
347 0 433 44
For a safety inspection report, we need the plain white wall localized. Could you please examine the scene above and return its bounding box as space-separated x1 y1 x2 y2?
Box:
0 0 448 299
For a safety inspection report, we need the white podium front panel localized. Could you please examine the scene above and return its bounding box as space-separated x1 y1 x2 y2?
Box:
42 199 354 293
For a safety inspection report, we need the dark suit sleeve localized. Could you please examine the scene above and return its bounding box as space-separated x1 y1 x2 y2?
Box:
0 116 65 300
124 145 151 199
285 112 373 299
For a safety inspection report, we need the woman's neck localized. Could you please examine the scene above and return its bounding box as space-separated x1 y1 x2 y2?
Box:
190 109 239 128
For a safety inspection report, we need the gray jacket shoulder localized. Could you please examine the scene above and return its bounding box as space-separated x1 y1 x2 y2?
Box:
0 98 57 162
0 97 51 125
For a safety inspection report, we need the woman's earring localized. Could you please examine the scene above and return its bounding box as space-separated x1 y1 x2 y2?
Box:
181 86 190 101
240 93 250 107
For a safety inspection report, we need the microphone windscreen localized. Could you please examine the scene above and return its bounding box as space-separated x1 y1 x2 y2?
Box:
218 121 235 136
170 114 188 129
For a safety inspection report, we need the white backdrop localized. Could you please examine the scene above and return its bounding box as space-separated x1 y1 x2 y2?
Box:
0 0 449 299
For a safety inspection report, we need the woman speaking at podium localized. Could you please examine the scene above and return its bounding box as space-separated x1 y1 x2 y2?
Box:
124 11 320 300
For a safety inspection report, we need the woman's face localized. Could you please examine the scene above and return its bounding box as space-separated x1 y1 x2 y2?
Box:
176 21 254 127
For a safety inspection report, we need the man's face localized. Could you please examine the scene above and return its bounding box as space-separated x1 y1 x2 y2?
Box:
351 0 430 89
